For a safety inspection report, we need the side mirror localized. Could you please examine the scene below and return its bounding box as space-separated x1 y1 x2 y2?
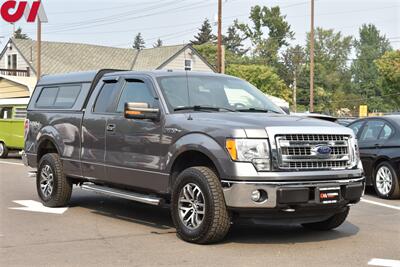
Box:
124 102 160 121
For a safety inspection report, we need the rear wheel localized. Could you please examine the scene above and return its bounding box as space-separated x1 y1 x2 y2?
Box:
171 167 231 244
301 208 349 231
374 162 400 199
37 153 72 207
0 142 8 158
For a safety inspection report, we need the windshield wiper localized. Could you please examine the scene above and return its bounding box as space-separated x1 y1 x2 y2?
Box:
237 108 270 113
174 106 235 112
237 108 282 114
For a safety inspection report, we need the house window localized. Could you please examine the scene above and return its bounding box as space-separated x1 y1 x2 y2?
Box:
184 59 192 71
7 54 17 69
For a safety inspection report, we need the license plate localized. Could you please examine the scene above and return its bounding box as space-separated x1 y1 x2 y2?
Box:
318 187 341 204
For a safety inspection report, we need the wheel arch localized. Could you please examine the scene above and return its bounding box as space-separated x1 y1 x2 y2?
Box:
36 136 61 163
166 133 227 192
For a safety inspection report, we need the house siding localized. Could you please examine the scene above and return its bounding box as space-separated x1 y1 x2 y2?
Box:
162 48 214 72
0 79 30 99
0 41 32 73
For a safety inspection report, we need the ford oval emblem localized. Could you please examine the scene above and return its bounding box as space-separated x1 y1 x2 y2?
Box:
316 146 332 155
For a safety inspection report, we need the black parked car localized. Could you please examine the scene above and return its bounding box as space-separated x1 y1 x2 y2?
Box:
348 116 400 199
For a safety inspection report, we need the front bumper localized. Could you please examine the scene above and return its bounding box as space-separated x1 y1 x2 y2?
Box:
222 177 365 209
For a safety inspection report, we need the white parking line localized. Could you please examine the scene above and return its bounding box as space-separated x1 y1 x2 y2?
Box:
361 199 400 211
368 258 400 267
0 161 24 166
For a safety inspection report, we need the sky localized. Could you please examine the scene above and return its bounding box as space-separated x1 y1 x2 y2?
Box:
0 0 399 50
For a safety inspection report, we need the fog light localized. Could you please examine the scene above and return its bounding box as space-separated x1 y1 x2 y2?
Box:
251 190 261 202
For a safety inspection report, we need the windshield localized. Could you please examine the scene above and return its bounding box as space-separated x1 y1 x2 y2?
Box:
156 75 284 114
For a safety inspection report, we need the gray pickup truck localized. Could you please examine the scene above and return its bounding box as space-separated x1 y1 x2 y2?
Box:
23 70 365 244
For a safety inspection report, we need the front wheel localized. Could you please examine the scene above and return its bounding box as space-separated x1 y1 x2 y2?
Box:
171 167 231 244
0 142 8 158
301 208 349 231
374 162 400 199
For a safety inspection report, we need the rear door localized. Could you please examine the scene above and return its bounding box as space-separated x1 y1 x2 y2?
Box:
358 120 385 180
104 76 167 193
81 77 121 181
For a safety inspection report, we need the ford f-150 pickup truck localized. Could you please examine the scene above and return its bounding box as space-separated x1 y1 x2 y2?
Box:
23 70 365 244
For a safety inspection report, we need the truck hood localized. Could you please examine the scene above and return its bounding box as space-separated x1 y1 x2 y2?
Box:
188 112 343 129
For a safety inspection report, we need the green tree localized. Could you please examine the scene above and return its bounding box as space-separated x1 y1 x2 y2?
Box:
223 22 248 56
13 27 29 40
301 28 352 114
226 64 291 102
133 33 145 50
375 50 400 109
153 38 163 48
235 5 294 66
191 19 216 45
281 45 306 112
351 24 392 111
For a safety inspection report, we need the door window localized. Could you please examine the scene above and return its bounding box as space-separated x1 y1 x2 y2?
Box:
359 120 385 141
94 82 119 113
379 124 393 140
116 80 156 112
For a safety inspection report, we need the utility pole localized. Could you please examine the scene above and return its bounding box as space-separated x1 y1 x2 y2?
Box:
37 16 42 80
217 0 222 73
309 0 315 112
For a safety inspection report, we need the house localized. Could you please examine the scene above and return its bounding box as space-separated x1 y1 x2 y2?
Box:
0 38 215 79
0 74 36 99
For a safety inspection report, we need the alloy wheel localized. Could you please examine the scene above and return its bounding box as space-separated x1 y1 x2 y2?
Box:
178 183 206 230
0 143 3 156
376 166 393 196
40 165 54 198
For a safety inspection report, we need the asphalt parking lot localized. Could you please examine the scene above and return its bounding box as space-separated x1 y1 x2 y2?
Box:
1 155 399 267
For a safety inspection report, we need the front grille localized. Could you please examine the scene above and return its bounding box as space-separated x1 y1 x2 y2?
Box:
276 134 352 170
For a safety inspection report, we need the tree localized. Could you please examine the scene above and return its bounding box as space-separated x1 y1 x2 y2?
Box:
375 50 400 109
301 28 353 113
223 22 248 56
133 33 145 50
13 27 29 40
351 24 392 111
281 45 306 112
153 38 163 48
191 19 216 45
235 5 294 66
226 64 292 102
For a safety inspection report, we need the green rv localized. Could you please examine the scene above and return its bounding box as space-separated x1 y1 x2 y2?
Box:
0 98 28 158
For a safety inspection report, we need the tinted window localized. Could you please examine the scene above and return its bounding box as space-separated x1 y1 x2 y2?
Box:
54 85 81 108
116 80 156 112
94 82 119 113
36 88 58 107
349 121 364 136
379 124 393 140
359 120 385 141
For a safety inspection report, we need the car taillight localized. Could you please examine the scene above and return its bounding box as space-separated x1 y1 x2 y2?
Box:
24 119 30 139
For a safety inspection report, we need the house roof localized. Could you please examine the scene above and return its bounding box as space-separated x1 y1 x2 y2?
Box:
5 38 203 76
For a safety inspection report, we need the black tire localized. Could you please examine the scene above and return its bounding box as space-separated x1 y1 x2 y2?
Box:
302 208 349 231
0 142 9 158
373 162 400 199
37 153 72 207
171 167 231 244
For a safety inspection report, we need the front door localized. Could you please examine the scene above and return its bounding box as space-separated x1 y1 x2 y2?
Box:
104 76 167 193
358 120 385 180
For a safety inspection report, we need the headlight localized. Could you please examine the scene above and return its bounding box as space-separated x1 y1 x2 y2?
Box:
348 136 360 168
226 139 271 171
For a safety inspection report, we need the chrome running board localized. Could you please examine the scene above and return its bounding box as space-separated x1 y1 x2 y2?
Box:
81 184 162 206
